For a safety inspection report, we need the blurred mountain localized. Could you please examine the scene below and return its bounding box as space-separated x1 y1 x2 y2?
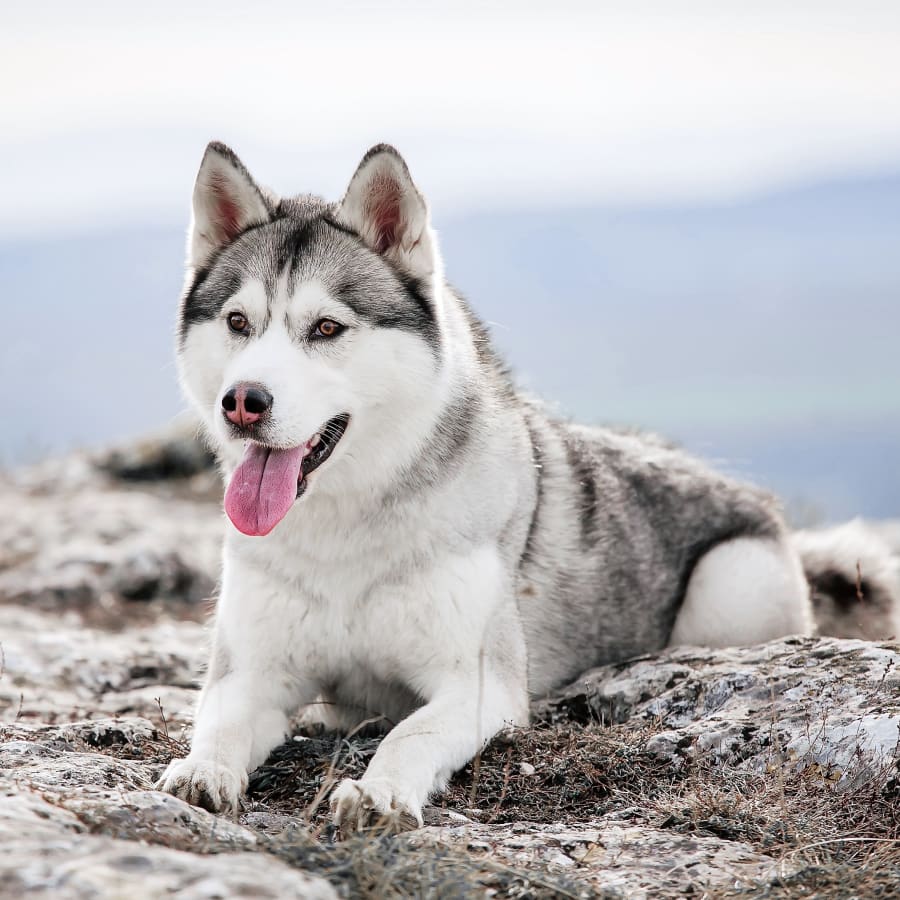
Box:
3 171 899 520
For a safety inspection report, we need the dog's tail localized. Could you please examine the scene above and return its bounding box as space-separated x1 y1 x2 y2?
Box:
792 519 900 641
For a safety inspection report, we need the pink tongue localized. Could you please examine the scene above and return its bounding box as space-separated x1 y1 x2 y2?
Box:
224 444 306 536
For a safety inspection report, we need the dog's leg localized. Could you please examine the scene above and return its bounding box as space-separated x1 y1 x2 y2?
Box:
330 673 525 834
330 548 528 835
156 671 294 814
669 535 814 648
156 560 309 814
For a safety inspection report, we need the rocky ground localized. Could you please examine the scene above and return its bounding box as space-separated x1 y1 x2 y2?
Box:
1 431 899 899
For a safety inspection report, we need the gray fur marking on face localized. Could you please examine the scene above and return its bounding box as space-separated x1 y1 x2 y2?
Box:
180 199 438 349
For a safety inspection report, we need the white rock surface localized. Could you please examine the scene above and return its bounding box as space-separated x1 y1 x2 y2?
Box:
0 788 337 899
536 638 900 785
412 821 785 898
2 438 899 898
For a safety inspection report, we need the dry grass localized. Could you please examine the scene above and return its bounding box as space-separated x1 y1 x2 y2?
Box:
179 718 900 897
97 727 600 897
264 831 596 900
87 693 900 899
657 757 900 898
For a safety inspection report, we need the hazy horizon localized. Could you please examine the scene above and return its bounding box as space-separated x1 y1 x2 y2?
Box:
4 165 899 523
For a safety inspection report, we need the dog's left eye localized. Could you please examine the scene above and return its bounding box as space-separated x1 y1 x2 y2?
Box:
312 319 345 339
227 312 250 334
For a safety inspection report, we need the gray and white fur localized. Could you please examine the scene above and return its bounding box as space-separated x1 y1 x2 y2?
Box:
794 520 900 641
157 141 886 834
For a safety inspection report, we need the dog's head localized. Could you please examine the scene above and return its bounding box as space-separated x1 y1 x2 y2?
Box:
177 142 447 536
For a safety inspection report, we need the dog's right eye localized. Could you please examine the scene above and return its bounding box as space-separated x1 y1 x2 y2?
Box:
227 312 249 334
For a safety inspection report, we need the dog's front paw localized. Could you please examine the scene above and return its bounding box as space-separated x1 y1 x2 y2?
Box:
330 777 423 838
156 757 247 815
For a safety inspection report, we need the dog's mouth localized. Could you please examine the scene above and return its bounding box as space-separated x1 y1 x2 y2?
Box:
298 413 350 492
224 414 350 537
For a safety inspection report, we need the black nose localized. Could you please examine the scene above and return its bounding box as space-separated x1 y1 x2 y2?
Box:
243 386 273 415
222 384 273 427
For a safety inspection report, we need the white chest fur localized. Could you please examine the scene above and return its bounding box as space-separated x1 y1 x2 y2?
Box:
217 503 508 715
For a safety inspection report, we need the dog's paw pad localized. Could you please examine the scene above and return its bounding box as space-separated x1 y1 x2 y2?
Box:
330 777 422 838
155 757 247 815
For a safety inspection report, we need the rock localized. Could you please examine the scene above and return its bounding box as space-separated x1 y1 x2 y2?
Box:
0 449 222 620
410 821 784 898
535 637 900 785
4 628 899 899
3 433 900 898
0 789 337 899
93 417 215 483
0 605 204 728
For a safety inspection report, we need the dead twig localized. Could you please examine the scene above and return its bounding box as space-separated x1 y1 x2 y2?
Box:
154 697 170 740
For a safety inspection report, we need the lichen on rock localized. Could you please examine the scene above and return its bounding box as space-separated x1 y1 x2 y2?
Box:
2 434 899 898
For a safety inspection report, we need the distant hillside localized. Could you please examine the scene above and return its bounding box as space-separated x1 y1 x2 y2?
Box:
441 171 900 429
3 171 899 519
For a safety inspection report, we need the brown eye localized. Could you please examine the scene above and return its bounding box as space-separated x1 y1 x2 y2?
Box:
313 318 344 339
227 312 249 334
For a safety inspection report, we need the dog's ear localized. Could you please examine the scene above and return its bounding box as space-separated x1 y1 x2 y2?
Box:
336 145 437 278
188 142 272 268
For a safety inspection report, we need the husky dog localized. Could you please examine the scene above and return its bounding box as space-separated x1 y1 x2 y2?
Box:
158 142 816 833
794 520 900 641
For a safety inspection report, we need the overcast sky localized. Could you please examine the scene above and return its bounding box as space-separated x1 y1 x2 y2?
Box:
3 1 900 236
